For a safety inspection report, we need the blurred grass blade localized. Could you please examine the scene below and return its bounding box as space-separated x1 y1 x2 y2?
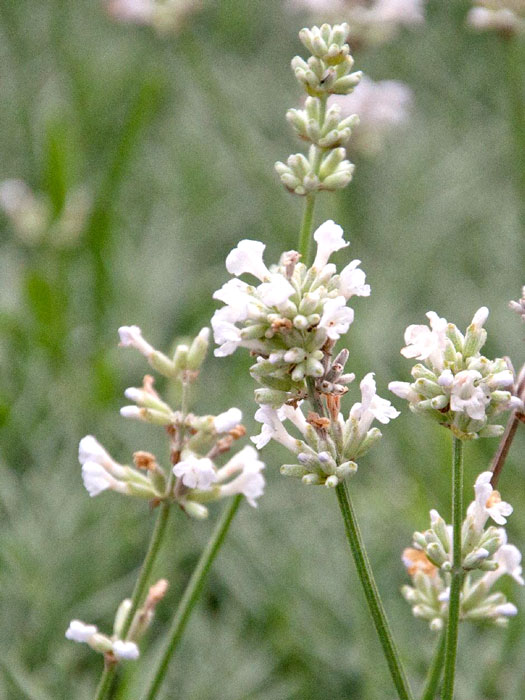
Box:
84 77 163 332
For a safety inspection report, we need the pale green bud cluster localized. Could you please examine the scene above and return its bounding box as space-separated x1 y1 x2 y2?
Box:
390 308 522 440
287 99 360 149
275 24 362 196
293 24 361 97
402 473 523 630
411 510 505 575
281 455 357 488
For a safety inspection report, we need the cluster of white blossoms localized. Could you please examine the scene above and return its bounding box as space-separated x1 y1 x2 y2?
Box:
287 0 425 46
0 178 89 247
78 326 265 518
402 472 523 629
389 307 523 440
251 372 398 487
275 24 362 195
66 579 168 661
172 445 265 518
106 0 202 35
328 76 412 156
212 220 369 406
467 0 525 34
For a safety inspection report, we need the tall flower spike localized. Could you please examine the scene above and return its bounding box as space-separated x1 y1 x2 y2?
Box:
275 24 361 196
389 307 522 440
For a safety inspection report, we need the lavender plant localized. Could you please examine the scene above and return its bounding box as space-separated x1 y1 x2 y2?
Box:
62 20 524 700
66 326 265 699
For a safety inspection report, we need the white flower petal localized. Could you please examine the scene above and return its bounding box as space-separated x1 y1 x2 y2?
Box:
313 220 349 269
213 407 242 433
112 640 140 660
65 620 98 643
225 240 270 281
173 456 217 491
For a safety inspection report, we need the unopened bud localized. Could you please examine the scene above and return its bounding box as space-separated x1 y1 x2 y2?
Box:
187 328 210 371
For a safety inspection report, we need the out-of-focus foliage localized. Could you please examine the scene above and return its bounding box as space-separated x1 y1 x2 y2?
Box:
0 0 524 698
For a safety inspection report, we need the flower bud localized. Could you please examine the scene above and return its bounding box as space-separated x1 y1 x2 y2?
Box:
302 473 322 485
186 327 210 371
113 599 132 638
182 501 209 520
280 464 310 478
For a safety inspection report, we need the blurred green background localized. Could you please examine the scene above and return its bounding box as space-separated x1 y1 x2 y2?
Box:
1 0 524 698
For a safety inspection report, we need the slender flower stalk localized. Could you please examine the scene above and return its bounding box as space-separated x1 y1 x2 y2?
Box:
93 666 116 700
420 630 446 700
491 368 525 487
143 495 243 700
298 195 413 700
335 481 414 700
490 410 521 488
441 437 464 700
92 377 190 700
92 449 178 699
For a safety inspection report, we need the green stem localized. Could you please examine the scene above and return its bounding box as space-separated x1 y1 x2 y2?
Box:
93 663 117 700
92 502 173 700
297 96 327 265
441 437 464 700
92 383 191 700
335 481 414 700
421 630 446 700
123 504 172 639
85 78 161 333
298 194 316 265
143 495 243 700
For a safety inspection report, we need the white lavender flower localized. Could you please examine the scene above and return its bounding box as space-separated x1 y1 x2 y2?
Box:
66 620 98 644
509 286 525 321
78 435 163 500
213 407 243 433
251 373 396 487
177 446 266 513
173 455 218 491
389 307 522 440
112 640 140 660
216 446 266 507
66 618 140 659
466 471 513 533
213 221 369 406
